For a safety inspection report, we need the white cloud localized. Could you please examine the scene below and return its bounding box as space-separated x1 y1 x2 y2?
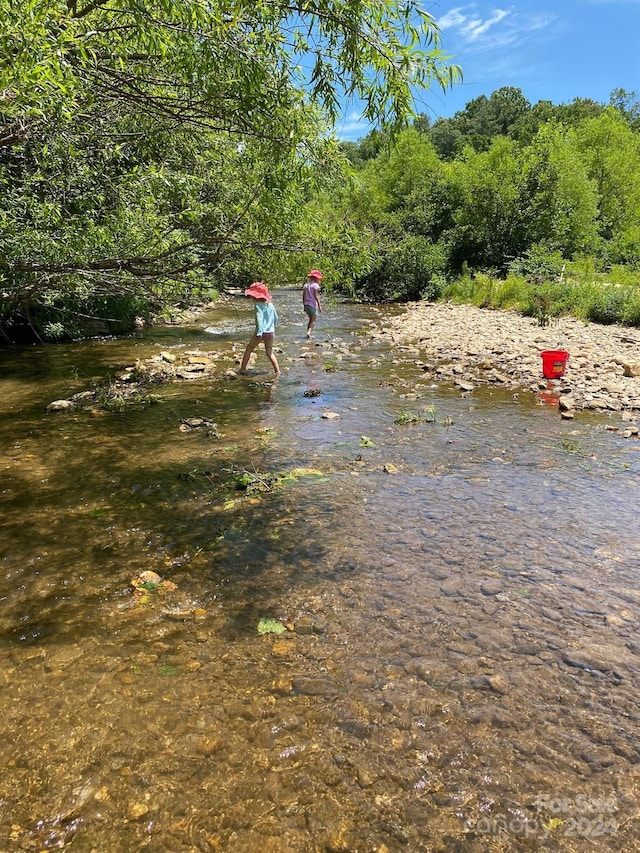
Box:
335 111 373 141
438 8 468 29
436 4 557 52
438 5 512 40
437 6 511 41
464 8 510 40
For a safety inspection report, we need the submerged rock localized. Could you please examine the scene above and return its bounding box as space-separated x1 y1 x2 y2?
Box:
46 399 77 412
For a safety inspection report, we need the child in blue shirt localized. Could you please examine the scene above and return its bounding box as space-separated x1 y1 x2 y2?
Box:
239 281 280 375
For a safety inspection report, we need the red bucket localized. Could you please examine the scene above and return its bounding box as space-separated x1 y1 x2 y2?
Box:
541 349 569 379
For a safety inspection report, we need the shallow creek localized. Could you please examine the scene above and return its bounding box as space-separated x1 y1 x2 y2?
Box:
0 288 639 852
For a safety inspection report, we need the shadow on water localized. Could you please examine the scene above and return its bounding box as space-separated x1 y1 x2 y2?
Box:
1 288 639 850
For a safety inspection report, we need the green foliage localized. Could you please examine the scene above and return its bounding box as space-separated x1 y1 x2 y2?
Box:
620 292 640 326
608 264 640 286
441 261 640 328
442 274 509 318
508 245 566 284
583 287 628 325
339 94 640 311
0 0 461 342
425 90 609 156
257 618 287 636
394 410 423 424
1 0 460 138
610 89 640 129
93 383 162 413
575 284 640 327
506 246 570 325
340 128 455 300
233 470 269 492
394 406 437 424
517 125 599 259
444 272 498 309
353 235 446 302
424 87 531 157
521 282 572 327
573 110 640 264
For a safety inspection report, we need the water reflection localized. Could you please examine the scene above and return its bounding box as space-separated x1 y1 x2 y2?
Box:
0 290 638 850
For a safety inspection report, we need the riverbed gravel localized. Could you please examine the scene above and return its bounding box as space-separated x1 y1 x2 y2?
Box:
365 301 640 423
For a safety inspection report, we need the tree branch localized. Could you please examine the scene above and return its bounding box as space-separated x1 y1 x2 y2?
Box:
71 0 113 19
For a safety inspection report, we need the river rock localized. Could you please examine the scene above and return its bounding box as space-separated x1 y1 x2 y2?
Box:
439 578 462 596
291 676 339 697
484 673 509 694
558 395 575 411
480 578 503 596
369 302 640 416
562 642 638 677
46 399 77 412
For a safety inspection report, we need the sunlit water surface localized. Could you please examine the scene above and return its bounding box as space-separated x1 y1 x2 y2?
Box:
1 289 639 852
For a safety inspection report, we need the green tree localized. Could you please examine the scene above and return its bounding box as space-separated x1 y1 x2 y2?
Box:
518 123 599 257
574 109 640 263
1 0 461 145
553 97 606 127
325 94 639 304
0 0 462 340
428 87 530 156
447 138 524 270
609 88 640 129
341 128 452 299
509 100 556 145
428 117 465 160
446 124 598 272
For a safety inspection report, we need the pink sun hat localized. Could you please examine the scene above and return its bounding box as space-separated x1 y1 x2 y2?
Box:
307 269 323 281
244 281 271 300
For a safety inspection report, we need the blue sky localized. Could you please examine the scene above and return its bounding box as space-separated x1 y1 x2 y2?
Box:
336 0 640 140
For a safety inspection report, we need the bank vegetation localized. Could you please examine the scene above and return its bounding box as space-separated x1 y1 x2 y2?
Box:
334 87 640 328
1 2 638 342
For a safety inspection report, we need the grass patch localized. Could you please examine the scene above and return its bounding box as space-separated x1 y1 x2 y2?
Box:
394 405 438 425
440 257 640 328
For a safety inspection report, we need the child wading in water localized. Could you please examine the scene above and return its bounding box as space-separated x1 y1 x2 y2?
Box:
239 281 280 376
302 269 323 337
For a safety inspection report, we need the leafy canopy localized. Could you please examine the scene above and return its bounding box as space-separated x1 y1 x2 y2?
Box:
1 0 461 140
0 0 461 340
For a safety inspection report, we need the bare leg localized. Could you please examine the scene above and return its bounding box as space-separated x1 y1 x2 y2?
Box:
239 335 261 373
306 312 316 337
263 338 280 375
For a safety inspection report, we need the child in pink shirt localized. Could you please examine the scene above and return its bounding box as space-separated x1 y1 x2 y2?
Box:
302 269 323 337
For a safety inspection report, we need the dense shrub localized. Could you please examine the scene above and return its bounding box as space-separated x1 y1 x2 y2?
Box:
508 245 566 283
352 236 446 302
584 285 636 325
442 272 526 311
521 281 574 326
620 291 640 326
491 275 528 309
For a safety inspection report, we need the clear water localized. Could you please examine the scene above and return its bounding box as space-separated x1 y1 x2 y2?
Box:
0 288 638 851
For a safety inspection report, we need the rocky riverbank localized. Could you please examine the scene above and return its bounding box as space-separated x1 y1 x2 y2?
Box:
365 301 640 426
